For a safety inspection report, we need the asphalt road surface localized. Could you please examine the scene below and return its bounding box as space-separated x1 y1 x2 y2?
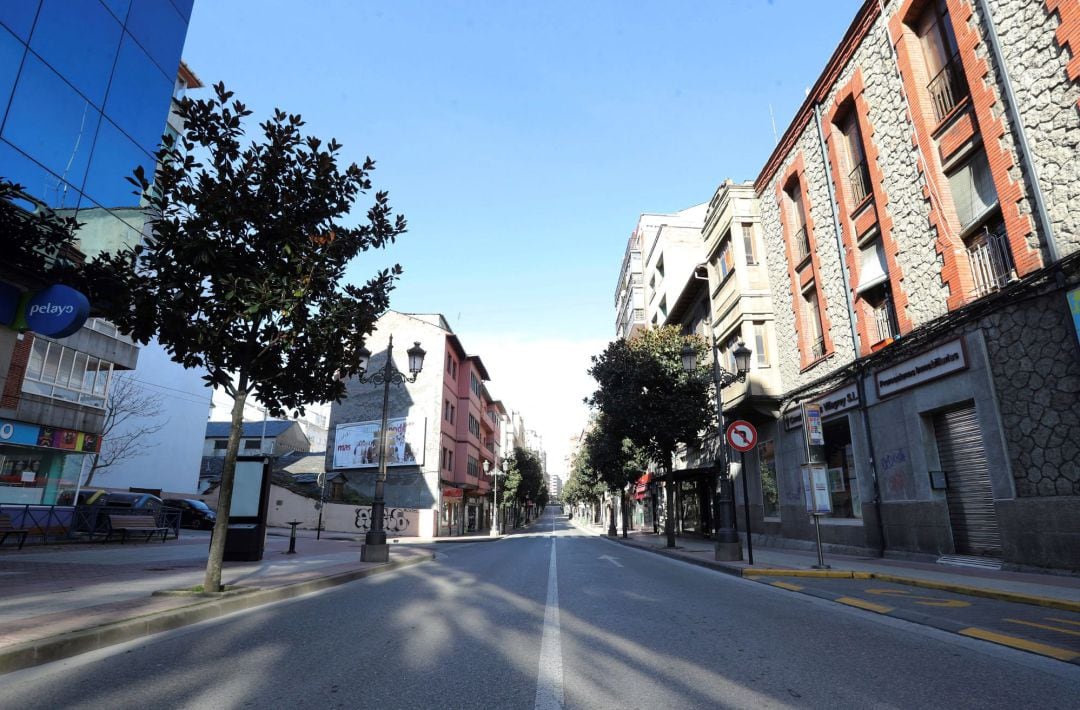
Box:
4 509 1079 709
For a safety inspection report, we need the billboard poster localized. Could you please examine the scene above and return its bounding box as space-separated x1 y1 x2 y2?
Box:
801 463 833 514
333 417 425 470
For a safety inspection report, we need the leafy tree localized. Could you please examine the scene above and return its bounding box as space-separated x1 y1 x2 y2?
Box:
502 448 546 528
83 84 406 592
0 179 82 282
584 416 646 538
83 374 168 487
587 326 712 548
563 441 604 523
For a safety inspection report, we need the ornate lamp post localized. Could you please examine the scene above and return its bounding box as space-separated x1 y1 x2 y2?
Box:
682 338 752 561
484 459 502 536
355 335 425 562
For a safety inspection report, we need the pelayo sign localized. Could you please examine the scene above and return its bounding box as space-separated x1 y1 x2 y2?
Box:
0 282 91 339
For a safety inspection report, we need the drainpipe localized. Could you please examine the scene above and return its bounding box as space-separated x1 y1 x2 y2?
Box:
974 0 1060 263
812 102 887 556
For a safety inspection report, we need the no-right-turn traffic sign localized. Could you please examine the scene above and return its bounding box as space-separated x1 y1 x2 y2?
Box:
725 420 758 452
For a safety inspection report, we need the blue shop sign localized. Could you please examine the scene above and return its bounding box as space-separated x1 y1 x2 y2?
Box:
25 285 90 338
0 419 41 447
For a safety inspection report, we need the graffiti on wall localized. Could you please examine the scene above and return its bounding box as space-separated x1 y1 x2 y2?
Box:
354 506 418 533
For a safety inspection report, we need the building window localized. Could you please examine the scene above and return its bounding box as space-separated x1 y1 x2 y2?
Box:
823 418 860 519
836 109 870 206
865 285 899 344
967 219 1015 297
467 456 479 477
468 415 480 438
446 353 453 375
915 0 966 122
759 440 780 519
717 238 736 281
719 330 741 373
947 148 998 231
786 182 811 262
753 321 769 367
741 223 758 265
214 440 228 451
802 286 826 360
22 339 114 408
470 373 482 397
659 295 668 318
243 440 262 450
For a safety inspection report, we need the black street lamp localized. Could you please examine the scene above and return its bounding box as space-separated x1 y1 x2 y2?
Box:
682 338 752 561
355 334 425 562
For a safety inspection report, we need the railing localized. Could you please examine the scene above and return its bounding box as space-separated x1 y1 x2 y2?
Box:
873 293 899 343
810 337 826 360
968 226 1015 297
793 226 811 262
847 160 871 205
0 504 181 544
927 53 968 123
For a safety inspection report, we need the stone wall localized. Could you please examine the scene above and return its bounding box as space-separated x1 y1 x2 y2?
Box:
989 0 1080 257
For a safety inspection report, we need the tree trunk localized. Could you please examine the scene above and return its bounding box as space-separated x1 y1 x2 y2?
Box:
204 387 248 593
608 491 617 536
621 489 629 538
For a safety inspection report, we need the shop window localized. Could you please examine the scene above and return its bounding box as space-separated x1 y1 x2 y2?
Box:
822 418 861 519
758 440 780 519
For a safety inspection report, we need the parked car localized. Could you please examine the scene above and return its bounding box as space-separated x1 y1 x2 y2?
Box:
55 489 105 506
163 498 216 530
98 492 163 512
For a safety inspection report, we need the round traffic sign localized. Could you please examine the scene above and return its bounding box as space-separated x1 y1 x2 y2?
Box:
725 420 758 452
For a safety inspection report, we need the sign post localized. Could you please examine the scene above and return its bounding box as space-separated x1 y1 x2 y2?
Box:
801 403 830 569
726 420 758 566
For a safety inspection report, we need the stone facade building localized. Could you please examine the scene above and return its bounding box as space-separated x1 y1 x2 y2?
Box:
739 0 1080 571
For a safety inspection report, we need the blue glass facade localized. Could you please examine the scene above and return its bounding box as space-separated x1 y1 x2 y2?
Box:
0 0 190 239
0 1 191 509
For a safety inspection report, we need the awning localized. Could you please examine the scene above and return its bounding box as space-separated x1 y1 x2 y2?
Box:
856 239 888 294
634 472 652 500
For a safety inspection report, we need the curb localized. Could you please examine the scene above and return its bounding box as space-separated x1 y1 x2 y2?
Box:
0 553 434 675
582 524 1080 615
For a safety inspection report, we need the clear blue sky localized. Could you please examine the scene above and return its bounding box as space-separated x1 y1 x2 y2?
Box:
184 0 863 472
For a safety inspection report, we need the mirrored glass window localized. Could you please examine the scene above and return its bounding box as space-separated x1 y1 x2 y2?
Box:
102 0 131 23
125 0 186 78
0 26 27 127
0 139 81 210
0 0 40 41
170 0 193 22
74 195 145 259
29 0 122 108
3 53 100 198
83 116 152 210
104 33 172 155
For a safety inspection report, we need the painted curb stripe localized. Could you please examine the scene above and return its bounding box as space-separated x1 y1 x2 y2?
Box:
1004 618 1080 638
960 627 1079 661
837 596 893 614
771 581 805 591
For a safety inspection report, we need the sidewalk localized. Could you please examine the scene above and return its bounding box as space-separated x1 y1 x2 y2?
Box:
572 518 1080 610
0 529 442 674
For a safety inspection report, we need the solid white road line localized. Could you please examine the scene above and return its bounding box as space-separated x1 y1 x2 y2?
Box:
534 537 564 710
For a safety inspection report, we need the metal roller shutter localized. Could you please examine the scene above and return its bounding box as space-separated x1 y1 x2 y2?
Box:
933 405 1002 557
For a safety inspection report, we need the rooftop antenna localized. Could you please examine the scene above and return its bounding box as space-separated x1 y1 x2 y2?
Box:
768 103 779 146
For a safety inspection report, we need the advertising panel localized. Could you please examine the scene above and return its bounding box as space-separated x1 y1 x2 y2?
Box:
333 417 425 469
801 463 832 514
802 404 825 446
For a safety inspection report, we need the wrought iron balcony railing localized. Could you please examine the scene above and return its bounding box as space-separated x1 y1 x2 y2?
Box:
968 226 1015 297
927 53 969 123
848 160 871 205
793 226 811 262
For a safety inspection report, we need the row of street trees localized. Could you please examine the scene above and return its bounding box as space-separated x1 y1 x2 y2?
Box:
499 448 549 528
569 326 715 548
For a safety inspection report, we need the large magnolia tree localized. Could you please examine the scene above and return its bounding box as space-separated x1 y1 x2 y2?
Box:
84 84 407 592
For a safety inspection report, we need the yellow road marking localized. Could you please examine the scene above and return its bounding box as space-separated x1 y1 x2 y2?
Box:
1048 617 1080 628
771 581 804 591
1005 618 1080 638
866 588 970 608
960 627 1079 661
838 596 893 614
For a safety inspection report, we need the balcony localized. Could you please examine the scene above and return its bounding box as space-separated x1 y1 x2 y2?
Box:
968 226 1015 297
927 53 968 123
873 293 899 343
810 336 826 360
847 160 871 205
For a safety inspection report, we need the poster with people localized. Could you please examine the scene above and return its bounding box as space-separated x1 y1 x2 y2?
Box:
333 418 424 469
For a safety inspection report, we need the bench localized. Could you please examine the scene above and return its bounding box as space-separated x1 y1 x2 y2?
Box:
105 515 170 544
0 514 30 549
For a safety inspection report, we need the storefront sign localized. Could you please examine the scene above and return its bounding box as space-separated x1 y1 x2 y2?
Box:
332 417 426 469
784 383 860 429
1069 287 1080 346
802 404 825 446
801 463 832 514
0 418 100 452
0 283 91 338
875 339 967 398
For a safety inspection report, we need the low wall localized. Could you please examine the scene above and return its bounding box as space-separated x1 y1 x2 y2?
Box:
267 484 435 537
